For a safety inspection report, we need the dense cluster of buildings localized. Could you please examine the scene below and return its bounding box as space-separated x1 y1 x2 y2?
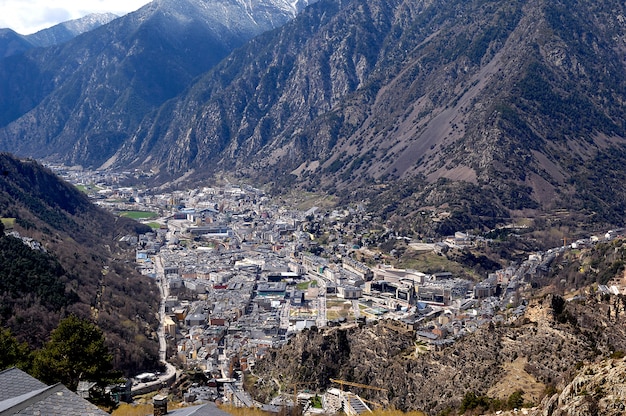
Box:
123 186 540 383
50 167 626 413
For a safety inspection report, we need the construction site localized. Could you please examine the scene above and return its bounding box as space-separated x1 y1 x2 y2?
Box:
285 379 389 416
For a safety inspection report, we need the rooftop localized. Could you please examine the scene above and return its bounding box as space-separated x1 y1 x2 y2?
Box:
0 367 108 416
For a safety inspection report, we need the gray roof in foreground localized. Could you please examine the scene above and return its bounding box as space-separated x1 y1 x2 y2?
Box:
0 367 108 416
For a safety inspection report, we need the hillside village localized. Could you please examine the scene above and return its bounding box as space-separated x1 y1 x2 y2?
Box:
52 165 626 414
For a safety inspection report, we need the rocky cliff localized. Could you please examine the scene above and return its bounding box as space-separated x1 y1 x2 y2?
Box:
534 357 626 416
250 291 626 415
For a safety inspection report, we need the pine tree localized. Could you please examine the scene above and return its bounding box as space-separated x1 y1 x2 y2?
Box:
32 315 115 390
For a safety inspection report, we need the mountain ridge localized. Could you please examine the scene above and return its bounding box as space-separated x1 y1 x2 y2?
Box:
26 13 120 48
135 1 626 231
0 0 316 167
0 13 119 58
1 0 626 234
123 0 624 233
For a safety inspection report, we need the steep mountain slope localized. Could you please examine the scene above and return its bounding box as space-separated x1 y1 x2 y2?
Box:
0 153 159 376
0 29 33 59
0 0 314 167
116 0 626 231
534 357 626 416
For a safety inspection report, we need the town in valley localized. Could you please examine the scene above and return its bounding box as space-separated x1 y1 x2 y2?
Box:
52 165 626 415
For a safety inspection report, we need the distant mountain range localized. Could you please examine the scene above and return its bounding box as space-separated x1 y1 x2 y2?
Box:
0 13 119 58
0 0 315 166
1 0 626 233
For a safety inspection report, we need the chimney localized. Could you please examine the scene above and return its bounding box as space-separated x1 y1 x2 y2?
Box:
153 395 168 416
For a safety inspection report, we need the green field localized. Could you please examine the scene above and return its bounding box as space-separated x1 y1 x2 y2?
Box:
75 184 102 193
119 211 158 220
1 218 16 229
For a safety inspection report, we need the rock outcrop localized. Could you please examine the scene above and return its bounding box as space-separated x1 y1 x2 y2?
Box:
533 358 626 416
251 292 626 415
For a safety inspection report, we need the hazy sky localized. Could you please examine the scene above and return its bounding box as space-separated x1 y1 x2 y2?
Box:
0 0 152 35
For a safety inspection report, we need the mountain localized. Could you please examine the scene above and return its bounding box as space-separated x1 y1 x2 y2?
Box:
0 153 159 376
2 0 626 234
0 14 118 59
0 0 315 167
26 13 120 48
0 29 33 58
107 0 625 234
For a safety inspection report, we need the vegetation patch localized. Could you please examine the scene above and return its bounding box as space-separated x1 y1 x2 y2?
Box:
119 210 158 220
75 184 102 193
219 405 274 416
0 217 15 229
0 232 78 312
296 281 311 290
326 299 355 321
111 403 154 416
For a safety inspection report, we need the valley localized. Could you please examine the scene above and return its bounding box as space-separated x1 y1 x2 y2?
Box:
51 164 626 415
2 0 626 414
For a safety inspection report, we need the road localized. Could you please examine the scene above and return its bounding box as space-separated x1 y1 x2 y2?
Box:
154 255 169 362
280 301 291 330
130 253 177 395
352 300 360 320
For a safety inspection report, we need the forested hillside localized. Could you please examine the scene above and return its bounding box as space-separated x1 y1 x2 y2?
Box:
0 153 159 376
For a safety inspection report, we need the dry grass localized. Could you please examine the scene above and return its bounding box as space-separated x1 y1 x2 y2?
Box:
0 218 15 229
370 410 427 416
111 403 153 416
281 190 338 211
218 405 275 415
216 405 426 416
395 250 462 273
326 298 355 321
486 357 545 405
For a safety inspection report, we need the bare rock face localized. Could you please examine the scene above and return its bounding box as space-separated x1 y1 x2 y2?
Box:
532 358 626 416
3 0 626 231
110 0 626 230
251 292 626 415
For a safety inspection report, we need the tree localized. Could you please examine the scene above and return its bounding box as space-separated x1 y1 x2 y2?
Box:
32 315 115 390
459 391 490 414
507 390 524 410
0 327 32 371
